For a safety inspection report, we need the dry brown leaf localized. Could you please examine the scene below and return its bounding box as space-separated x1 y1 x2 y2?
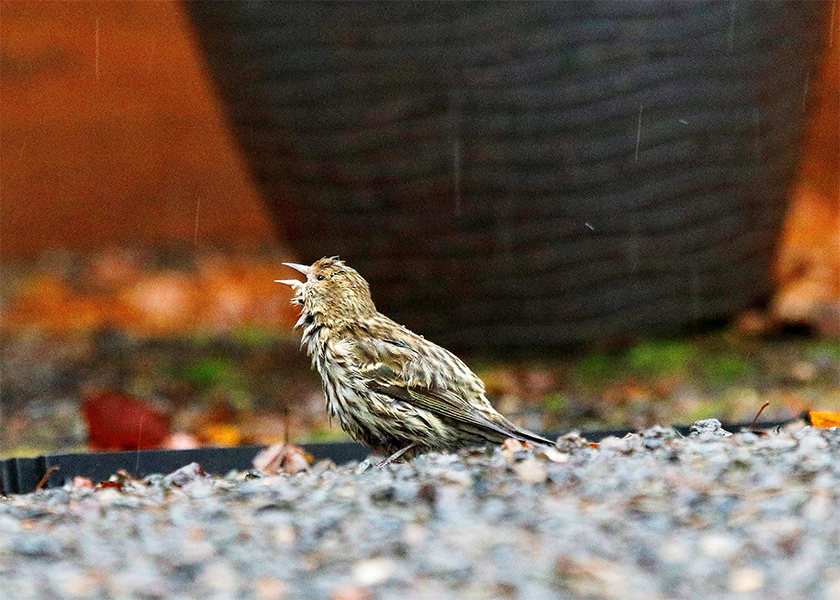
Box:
253 442 312 475
97 481 124 491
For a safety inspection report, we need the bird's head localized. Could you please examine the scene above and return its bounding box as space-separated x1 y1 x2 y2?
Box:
276 257 377 326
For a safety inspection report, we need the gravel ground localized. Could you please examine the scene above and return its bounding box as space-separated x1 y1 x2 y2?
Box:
2 419 840 600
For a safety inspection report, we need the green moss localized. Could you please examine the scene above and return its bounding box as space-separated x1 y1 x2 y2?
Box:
575 352 619 381
701 354 758 384
186 357 239 388
543 393 568 413
626 340 696 375
805 341 840 361
298 428 352 442
230 326 282 348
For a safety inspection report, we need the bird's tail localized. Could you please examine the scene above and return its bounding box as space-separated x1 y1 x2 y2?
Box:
509 425 555 447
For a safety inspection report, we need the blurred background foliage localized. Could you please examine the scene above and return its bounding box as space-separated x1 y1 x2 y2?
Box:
1 1 837 457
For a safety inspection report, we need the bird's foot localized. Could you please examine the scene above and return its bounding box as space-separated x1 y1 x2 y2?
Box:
374 443 418 469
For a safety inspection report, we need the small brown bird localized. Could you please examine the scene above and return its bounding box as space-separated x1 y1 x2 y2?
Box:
277 257 553 464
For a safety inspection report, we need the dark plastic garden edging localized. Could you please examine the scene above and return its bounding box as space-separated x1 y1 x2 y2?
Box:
0 419 796 495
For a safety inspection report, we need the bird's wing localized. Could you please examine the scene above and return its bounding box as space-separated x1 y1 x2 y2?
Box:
362 362 522 442
348 333 548 444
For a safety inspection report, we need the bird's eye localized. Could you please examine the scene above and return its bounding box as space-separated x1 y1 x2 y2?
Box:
316 274 326 281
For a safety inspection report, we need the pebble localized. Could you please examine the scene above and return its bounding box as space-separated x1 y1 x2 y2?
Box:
1 422 839 599
690 418 733 438
352 557 396 586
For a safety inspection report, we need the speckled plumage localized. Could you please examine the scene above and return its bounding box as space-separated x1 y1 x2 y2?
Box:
278 257 553 458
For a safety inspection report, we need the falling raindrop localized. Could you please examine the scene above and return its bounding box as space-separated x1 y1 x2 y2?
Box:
627 224 640 273
452 139 462 216
449 91 462 216
635 104 643 162
95 16 100 80
727 0 736 53
194 198 201 244
691 270 701 322
135 415 144 474
802 73 810 111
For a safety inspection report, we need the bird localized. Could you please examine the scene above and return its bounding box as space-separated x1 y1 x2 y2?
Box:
276 256 555 466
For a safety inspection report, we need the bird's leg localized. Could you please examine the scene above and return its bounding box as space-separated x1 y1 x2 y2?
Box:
374 443 417 469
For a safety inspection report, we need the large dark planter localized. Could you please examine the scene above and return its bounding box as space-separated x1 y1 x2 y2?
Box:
188 1 828 349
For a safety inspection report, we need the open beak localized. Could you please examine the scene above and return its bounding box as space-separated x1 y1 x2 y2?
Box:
275 279 304 292
276 263 311 291
282 262 311 276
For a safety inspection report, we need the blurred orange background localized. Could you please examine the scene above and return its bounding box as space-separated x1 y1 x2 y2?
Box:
1 0 837 332
0 0 837 454
1 0 277 257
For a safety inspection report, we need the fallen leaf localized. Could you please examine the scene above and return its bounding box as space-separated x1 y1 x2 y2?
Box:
202 424 242 447
97 481 124 491
253 442 312 475
809 410 840 428
83 391 170 450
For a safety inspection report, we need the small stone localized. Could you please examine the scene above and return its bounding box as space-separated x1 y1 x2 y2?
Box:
274 523 296 544
332 584 374 600
597 436 629 452
254 578 288 600
50 567 100 599
797 434 828 452
699 533 741 559
513 459 548 484
641 425 678 450
12 533 64 558
658 539 692 564
162 462 207 487
555 431 590 452
689 419 732 438
201 562 238 595
729 566 765 592
370 484 396 504
403 523 427 545
761 437 797 451
352 557 396 586
538 447 569 463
